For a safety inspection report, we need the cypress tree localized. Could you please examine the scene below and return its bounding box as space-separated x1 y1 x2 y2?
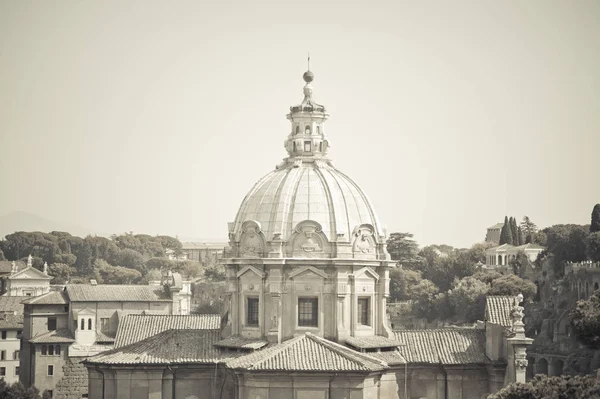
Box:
591 204 600 233
518 226 525 245
500 216 511 245
510 217 519 245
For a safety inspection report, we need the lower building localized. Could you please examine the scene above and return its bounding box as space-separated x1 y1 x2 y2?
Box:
0 296 25 384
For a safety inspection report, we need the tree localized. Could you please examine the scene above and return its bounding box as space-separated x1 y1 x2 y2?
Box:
410 279 439 320
585 232 600 262
570 290 600 348
508 250 529 276
48 263 74 284
447 276 489 322
520 216 538 244
5 382 42 399
192 302 221 315
115 248 146 274
94 260 142 284
591 204 600 233
488 274 536 300
517 226 524 246
386 233 421 267
0 248 5 261
146 257 174 271
489 374 600 399
389 268 427 302
472 270 503 285
509 217 519 245
140 268 163 284
544 224 589 272
499 216 513 245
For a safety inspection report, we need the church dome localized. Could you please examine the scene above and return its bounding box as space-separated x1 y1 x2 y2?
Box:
228 69 388 259
232 160 384 243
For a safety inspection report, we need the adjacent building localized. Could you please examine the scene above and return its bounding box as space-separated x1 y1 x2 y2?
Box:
485 223 504 244
0 296 25 384
0 256 52 297
485 243 545 267
83 69 533 399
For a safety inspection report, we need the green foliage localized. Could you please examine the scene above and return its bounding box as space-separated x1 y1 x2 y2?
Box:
500 216 513 245
115 248 146 274
508 250 530 276
447 276 489 323
591 204 600 233
192 302 221 315
0 381 42 399
170 260 201 279
570 290 600 348
140 268 163 284
488 274 536 300
472 270 503 285
146 257 173 270
520 216 538 244
204 262 226 281
94 260 142 284
509 217 519 245
585 232 600 262
489 374 600 399
544 224 589 273
48 263 74 284
389 268 426 301
386 233 421 267
0 248 5 261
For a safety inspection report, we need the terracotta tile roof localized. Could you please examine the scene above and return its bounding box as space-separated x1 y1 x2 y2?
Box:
22 291 68 305
85 329 223 365
29 329 75 343
214 335 269 350
114 314 220 348
66 284 169 302
0 296 26 313
485 296 514 327
226 333 388 372
393 329 490 365
0 314 23 329
346 335 404 350
55 358 88 399
96 331 116 343
368 350 407 365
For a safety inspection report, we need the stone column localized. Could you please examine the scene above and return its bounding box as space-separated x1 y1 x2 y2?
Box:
227 269 239 335
267 270 282 343
161 369 174 399
506 294 533 384
337 280 349 342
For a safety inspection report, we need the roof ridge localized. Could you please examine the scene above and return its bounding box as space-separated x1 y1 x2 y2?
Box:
304 333 387 369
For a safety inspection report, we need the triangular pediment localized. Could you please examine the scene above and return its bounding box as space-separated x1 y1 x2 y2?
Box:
9 266 52 280
236 265 265 279
352 267 379 281
289 266 327 280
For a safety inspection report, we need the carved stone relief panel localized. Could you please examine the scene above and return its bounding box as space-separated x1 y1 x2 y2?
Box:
287 220 331 258
239 220 265 258
352 224 376 257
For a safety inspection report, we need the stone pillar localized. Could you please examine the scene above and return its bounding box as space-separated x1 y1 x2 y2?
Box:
337 279 349 342
380 267 393 338
115 370 132 399
267 268 282 343
228 271 239 335
506 294 533 384
161 369 174 399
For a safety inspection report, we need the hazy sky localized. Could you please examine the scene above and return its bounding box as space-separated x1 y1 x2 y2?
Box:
1 0 599 248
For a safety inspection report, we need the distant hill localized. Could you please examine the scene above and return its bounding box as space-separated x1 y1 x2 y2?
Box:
0 211 105 239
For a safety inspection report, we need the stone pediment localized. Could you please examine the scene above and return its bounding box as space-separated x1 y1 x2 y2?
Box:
351 267 379 281
289 266 327 280
236 265 266 279
9 266 51 280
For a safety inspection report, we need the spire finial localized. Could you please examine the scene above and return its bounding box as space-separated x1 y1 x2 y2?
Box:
308 52 310 71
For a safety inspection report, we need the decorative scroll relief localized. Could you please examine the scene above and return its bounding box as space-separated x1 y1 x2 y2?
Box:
352 224 376 254
289 220 330 257
239 221 264 258
514 358 528 371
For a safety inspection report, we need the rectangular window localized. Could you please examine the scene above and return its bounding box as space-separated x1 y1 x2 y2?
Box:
0 350 5 360
13 350 19 360
304 141 311 152
1 330 6 340
47 390 53 398
100 318 109 332
0 367 5 376
47 365 54 376
358 297 370 326
247 298 259 326
14 366 19 376
48 317 57 331
298 298 318 327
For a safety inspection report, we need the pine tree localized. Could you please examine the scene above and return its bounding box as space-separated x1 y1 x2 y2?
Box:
500 216 512 245
591 204 600 233
518 226 525 245
520 216 537 243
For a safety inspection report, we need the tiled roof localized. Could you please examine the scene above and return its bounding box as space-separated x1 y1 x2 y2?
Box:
85 329 223 365
393 329 490 365
66 284 170 302
96 331 116 343
487 223 504 230
22 291 68 305
485 296 514 327
346 335 403 350
368 350 407 365
114 314 220 348
55 358 88 399
29 329 75 343
515 243 545 250
214 335 269 350
0 296 27 313
0 261 26 274
0 314 23 329
226 333 387 372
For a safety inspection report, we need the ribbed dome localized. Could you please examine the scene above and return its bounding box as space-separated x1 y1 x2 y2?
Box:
232 160 384 243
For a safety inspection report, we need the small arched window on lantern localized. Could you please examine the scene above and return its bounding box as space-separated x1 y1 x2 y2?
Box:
81 319 85 330
88 318 92 330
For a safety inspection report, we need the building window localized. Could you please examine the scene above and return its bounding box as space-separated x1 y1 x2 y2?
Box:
298 298 318 327
88 318 92 330
17 330 21 336
55 345 61 356
304 141 311 152
0 350 5 360
48 317 57 331
305 125 311 134
13 350 19 360
316 125 320 134
48 345 54 356
358 297 370 326
81 319 85 330
47 390 53 398
41 345 47 355
247 298 259 326
0 367 5 376
14 366 19 376
1 331 6 340
47 365 54 376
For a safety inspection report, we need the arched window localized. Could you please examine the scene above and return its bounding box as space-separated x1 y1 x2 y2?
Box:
316 125 320 134
319 142 323 152
295 126 300 134
81 319 85 330
293 142 296 152
48 345 54 356
305 125 311 135
41 345 47 355
88 318 92 330
55 345 61 356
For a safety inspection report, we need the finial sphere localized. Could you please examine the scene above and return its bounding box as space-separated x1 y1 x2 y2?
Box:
303 70 314 83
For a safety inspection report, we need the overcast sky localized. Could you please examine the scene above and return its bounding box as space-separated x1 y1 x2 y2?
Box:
1 0 599 248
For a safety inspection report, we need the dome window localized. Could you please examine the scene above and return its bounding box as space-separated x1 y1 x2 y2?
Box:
305 125 311 134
